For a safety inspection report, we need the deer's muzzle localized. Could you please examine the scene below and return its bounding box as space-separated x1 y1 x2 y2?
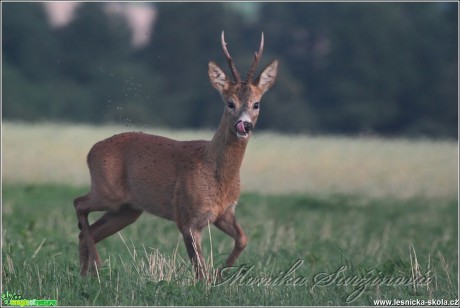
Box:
235 120 253 139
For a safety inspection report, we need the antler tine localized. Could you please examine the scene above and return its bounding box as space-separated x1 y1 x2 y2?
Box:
221 31 241 83
246 32 264 83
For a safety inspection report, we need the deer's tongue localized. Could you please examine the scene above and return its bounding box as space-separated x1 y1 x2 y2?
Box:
236 121 246 134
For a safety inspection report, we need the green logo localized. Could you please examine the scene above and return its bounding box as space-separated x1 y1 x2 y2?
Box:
2 291 57 306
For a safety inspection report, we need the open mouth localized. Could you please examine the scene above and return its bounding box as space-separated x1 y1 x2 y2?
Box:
235 121 250 139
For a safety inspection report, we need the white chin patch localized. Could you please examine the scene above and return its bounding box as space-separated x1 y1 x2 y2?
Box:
236 131 249 139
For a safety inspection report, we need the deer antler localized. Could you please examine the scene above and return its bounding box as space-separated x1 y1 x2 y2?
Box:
246 32 264 83
221 31 241 83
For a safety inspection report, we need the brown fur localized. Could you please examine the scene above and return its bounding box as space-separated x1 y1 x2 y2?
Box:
74 32 278 278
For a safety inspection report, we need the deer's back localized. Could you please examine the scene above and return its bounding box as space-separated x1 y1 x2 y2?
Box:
86 132 209 219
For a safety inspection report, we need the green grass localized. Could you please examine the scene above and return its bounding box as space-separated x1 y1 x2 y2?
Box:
2 184 458 306
3 121 458 199
2 122 458 305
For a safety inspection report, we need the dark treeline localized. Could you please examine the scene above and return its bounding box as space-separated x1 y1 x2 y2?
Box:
3 2 458 138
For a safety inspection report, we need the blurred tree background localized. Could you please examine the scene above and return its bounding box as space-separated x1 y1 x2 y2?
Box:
2 2 458 138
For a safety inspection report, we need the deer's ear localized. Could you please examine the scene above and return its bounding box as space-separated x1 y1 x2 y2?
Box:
208 61 229 93
255 60 278 94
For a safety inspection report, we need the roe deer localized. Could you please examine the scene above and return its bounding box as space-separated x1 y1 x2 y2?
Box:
74 31 278 279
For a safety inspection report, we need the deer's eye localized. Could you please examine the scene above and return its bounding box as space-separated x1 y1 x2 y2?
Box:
253 102 260 110
227 101 236 110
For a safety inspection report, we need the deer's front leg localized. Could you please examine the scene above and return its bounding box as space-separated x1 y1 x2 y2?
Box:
215 208 247 267
181 228 206 280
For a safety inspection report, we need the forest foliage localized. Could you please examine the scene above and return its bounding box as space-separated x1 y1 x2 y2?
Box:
3 2 458 138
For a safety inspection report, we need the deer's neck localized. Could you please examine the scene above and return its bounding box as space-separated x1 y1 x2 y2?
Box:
205 116 249 185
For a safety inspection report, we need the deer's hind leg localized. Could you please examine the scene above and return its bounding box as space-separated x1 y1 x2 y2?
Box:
89 207 143 244
74 192 123 275
74 194 101 275
75 190 143 276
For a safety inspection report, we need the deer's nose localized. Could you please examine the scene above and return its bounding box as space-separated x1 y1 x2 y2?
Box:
243 121 253 131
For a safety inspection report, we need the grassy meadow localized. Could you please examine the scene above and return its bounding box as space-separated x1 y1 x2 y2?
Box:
1 121 458 306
